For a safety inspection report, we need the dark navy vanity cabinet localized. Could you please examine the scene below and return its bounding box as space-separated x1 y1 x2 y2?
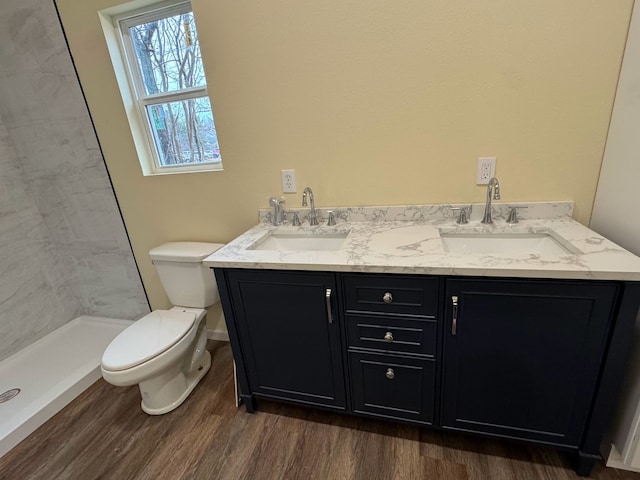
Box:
343 274 439 425
442 279 617 449
224 269 345 411
214 268 640 476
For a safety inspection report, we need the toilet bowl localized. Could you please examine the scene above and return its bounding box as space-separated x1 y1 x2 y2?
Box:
101 242 224 415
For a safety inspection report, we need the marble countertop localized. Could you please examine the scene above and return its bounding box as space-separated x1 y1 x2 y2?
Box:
204 202 640 281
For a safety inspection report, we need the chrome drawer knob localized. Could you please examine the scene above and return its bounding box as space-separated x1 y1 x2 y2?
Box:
386 368 395 380
384 332 394 342
383 292 393 304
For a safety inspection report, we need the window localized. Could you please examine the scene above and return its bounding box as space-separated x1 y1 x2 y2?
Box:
105 1 222 175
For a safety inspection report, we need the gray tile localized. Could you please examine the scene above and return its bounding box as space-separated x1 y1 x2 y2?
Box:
0 163 82 361
0 1 149 361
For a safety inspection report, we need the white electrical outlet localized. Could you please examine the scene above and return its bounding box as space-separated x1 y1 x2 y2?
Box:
281 169 297 193
477 157 496 184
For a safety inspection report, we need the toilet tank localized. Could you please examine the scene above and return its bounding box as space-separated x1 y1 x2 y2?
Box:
149 242 225 308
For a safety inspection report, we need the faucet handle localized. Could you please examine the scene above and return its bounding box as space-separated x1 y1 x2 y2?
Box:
327 211 336 226
292 212 301 226
269 197 286 226
450 206 471 224
506 206 527 224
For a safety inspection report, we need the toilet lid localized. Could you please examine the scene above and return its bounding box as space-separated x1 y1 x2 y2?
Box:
102 310 196 371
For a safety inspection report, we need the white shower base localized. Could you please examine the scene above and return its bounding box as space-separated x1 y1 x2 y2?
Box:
0 316 132 458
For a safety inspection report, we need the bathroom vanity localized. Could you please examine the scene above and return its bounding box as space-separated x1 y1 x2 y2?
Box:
205 202 640 476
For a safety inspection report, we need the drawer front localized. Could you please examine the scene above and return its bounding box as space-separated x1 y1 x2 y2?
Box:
346 314 436 357
343 274 438 317
349 351 435 425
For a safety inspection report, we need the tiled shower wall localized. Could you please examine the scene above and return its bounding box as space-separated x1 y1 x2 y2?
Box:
0 0 150 362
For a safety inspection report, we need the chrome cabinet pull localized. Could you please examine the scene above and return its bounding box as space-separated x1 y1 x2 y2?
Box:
451 295 458 335
384 331 394 342
386 368 395 380
326 288 333 324
383 292 393 304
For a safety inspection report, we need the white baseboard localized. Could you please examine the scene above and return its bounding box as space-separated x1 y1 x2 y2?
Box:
606 444 640 472
207 328 229 342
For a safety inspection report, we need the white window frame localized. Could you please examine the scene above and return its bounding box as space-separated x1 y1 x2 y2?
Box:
100 0 222 176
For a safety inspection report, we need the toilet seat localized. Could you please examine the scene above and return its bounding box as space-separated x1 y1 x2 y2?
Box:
102 310 196 371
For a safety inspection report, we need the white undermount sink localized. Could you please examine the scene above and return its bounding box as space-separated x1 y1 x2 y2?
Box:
440 231 579 255
251 232 349 251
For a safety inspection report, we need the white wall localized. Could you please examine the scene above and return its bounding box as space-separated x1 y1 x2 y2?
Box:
0 0 150 361
591 5 640 255
590 1 640 469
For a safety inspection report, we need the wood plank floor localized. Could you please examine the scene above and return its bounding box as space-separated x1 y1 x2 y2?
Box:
2 341 640 480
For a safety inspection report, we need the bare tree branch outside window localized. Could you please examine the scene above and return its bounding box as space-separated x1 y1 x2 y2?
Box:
129 11 220 167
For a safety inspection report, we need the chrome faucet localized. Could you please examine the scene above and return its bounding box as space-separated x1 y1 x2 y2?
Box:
506 205 527 224
302 187 319 225
269 197 286 226
450 205 471 224
481 177 501 224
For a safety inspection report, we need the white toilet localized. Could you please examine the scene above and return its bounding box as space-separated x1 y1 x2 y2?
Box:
101 242 224 415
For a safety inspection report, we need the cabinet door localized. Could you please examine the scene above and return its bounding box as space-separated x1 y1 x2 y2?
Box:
227 270 346 410
442 279 617 447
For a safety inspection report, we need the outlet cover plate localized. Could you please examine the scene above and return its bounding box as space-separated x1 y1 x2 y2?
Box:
477 157 496 184
281 169 297 193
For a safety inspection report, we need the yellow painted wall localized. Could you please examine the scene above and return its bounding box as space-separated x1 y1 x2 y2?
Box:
56 0 633 312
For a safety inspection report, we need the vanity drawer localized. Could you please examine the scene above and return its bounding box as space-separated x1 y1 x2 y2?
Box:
346 314 436 357
349 351 435 425
343 274 438 317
